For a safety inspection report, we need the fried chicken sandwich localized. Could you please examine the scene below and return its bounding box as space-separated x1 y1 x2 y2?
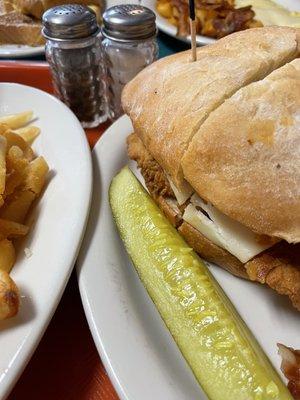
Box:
122 26 300 311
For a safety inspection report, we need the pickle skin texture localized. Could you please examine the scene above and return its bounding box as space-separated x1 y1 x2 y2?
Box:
109 167 292 400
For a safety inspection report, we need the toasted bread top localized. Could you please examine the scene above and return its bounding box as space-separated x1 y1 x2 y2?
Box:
122 27 300 192
182 59 300 242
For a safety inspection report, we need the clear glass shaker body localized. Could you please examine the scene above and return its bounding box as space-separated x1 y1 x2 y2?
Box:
45 33 107 128
102 37 158 120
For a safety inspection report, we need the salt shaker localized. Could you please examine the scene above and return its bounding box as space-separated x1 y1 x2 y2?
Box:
102 5 158 120
42 5 107 128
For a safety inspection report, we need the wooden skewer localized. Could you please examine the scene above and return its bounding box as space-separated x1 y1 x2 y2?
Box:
189 0 197 61
189 18 197 62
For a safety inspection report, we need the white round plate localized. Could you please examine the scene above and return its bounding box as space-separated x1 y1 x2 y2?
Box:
77 115 299 400
0 44 45 58
0 83 92 399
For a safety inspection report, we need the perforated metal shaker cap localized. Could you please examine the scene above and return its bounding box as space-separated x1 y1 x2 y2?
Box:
42 4 99 40
102 4 156 41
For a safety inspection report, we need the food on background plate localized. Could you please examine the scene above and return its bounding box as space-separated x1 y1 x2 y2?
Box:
14 0 102 19
122 26 300 310
0 0 103 46
110 167 294 400
236 0 300 28
0 9 44 46
0 0 14 13
0 111 49 320
156 0 300 39
0 270 19 320
278 344 300 399
156 0 263 38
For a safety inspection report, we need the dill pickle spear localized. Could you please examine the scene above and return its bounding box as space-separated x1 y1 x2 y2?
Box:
109 167 292 400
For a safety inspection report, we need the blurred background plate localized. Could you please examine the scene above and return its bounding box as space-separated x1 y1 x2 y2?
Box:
105 0 216 45
106 0 300 46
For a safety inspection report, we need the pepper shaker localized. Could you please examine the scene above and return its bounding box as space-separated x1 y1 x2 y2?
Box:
102 5 158 120
42 5 107 128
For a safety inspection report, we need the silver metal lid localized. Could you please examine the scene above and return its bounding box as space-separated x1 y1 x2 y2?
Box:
102 4 156 41
42 4 99 40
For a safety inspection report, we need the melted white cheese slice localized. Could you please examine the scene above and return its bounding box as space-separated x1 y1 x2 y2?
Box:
183 194 277 263
167 176 193 205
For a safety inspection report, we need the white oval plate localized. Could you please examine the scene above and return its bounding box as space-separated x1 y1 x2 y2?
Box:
106 0 300 46
0 83 92 399
77 115 299 400
0 45 44 59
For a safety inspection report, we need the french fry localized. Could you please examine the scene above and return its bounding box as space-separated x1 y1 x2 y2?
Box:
0 270 19 320
0 136 6 195
0 123 8 135
0 111 33 130
24 157 49 195
4 146 29 197
0 218 29 240
0 110 49 320
156 1 173 18
0 190 36 224
0 240 15 273
4 171 25 199
15 126 40 145
1 130 34 161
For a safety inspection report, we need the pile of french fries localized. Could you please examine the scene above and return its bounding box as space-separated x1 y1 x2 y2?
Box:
0 111 49 321
156 0 262 39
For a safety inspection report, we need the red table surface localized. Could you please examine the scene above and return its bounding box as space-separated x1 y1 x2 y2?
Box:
0 61 119 400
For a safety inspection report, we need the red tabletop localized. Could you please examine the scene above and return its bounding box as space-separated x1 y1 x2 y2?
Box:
1 61 120 400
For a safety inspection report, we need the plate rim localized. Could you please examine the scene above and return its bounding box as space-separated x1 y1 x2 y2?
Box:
0 45 45 59
77 115 207 400
0 82 93 399
155 13 216 46
77 115 130 400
